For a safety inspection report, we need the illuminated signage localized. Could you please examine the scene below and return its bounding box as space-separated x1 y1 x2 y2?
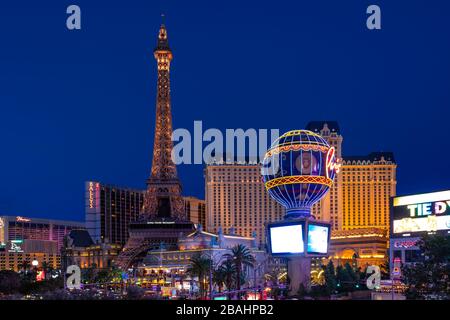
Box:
36 270 45 282
392 257 402 279
8 240 24 253
393 215 450 234
392 190 450 235
326 147 341 178
16 216 31 222
405 201 450 217
89 182 94 208
88 182 100 209
267 219 330 257
393 240 418 249
0 218 4 246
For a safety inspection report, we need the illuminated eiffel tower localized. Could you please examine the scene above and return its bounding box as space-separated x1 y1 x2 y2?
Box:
115 21 194 270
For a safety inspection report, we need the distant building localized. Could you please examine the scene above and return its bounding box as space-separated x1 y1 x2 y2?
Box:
0 239 61 272
205 161 285 246
62 229 122 269
85 181 205 246
184 197 206 227
85 181 144 246
0 215 84 251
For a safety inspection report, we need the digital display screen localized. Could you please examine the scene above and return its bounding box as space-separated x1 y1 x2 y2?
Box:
269 224 304 255
392 190 450 235
307 224 329 254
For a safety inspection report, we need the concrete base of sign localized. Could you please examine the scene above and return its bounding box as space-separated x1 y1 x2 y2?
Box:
288 256 311 295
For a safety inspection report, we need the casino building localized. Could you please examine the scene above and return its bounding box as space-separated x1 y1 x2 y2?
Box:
85 181 144 246
85 181 205 246
0 216 84 271
206 121 396 250
205 161 285 246
137 225 266 291
62 229 122 269
308 121 397 233
0 216 84 250
307 122 343 231
328 228 388 268
389 189 450 274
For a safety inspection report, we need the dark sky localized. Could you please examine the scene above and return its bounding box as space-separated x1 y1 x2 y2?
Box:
0 1 449 222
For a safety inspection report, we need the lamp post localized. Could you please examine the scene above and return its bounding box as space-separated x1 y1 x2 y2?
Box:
253 259 267 299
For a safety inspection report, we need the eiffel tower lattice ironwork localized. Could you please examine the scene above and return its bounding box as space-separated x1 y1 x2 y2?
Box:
115 22 193 270
141 22 185 220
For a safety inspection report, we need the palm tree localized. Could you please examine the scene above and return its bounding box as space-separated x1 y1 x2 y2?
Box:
213 268 226 293
219 258 236 292
186 253 211 299
224 244 255 294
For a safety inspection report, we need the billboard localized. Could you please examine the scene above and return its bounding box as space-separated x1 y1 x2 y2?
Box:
391 190 450 236
307 223 330 254
269 223 305 255
267 219 330 257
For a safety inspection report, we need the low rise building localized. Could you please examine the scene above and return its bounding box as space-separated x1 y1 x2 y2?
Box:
62 230 122 269
0 239 61 272
328 228 388 269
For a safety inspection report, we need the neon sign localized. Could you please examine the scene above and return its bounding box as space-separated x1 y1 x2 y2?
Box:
36 270 45 282
8 240 24 253
407 201 450 217
89 182 94 209
326 147 341 179
393 240 418 249
393 190 450 235
393 215 450 234
88 182 99 209
16 216 31 222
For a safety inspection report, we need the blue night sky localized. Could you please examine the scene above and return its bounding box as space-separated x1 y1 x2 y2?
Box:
0 1 449 222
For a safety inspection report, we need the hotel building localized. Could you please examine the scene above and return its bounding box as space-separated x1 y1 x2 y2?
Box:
85 181 205 245
0 215 84 250
328 228 388 268
0 239 61 272
307 122 396 233
0 216 83 271
205 121 396 254
205 162 285 246
184 197 206 227
62 229 122 269
341 152 397 233
306 121 343 231
85 181 144 245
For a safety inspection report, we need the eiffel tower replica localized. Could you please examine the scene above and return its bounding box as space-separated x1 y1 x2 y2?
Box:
115 21 194 270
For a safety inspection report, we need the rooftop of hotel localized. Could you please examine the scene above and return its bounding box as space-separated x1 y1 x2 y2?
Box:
343 152 396 164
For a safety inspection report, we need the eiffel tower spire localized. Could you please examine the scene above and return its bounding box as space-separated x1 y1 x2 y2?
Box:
142 22 185 220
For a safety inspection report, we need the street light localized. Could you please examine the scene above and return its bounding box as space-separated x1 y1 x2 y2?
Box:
253 259 267 299
32 260 39 267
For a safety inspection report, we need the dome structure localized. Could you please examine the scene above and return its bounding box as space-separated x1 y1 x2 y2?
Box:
261 130 339 219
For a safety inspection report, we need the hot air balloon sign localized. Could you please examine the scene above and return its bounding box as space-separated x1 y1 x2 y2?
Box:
262 130 339 219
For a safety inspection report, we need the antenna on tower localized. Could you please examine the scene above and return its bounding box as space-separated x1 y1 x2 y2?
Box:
161 13 166 26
